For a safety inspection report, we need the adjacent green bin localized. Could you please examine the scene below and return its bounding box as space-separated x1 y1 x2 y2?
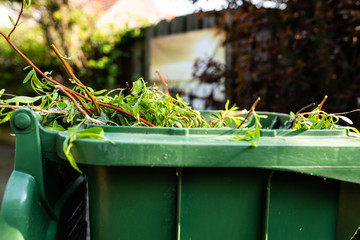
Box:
1 108 360 239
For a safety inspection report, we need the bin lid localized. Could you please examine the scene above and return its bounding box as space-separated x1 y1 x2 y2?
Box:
54 112 360 184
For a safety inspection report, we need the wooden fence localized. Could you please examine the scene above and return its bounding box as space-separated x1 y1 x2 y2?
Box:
121 12 219 85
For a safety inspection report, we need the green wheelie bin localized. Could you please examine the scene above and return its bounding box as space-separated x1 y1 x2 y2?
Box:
1 108 360 239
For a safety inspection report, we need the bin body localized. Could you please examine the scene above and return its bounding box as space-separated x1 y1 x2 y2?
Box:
2 109 360 239
0 110 87 240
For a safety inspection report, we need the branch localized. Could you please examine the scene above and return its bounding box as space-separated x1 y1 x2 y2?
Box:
7 0 24 39
55 85 88 117
156 69 171 96
0 104 67 115
0 30 64 88
72 92 94 115
316 95 328 120
0 21 154 127
50 44 101 115
237 97 261 129
98 102 156 127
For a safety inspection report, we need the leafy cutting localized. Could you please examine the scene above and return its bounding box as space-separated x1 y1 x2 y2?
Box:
289 96 360 134
0 2 359 173
0 1 264 173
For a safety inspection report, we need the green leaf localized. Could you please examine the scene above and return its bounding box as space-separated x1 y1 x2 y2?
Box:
0 89 5 98
132 80 143 95
8 16 15 26
63 138 83 174
43 120 66 131
77 127 104 137
337 115 353 125
225 100 230 111
31 72 50 90
23 0 31 9
92 89 108 96
57 102 67 109
0 112 13 124
5 96 41 104
314 115 326 129
62 51 78 60
23 69 34 84
251 127 260 147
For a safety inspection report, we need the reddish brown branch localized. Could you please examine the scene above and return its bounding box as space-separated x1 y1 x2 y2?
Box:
7 0 24 39
156 69 170 96
55 85 88 117
98 102 156 127
72 93 93 115
0 31 64 88
237 97 261 129
0 23 155 127
50 44 101 115
188 115 198 128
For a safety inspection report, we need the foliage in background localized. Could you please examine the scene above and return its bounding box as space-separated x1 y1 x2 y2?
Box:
0 0 146 96
195 0 360 125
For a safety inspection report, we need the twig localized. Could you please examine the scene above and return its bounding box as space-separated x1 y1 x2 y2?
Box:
188 115 198 128
98 102 156 127
0 30 67 89
55 85 88 117
237 97 261 129
296 103 316 115
156 69 171 96
50 44 101 115
106 88 126 96
125 82 134 97
7 0 23 39
316 95 328 120
72 93 94 115
179 116 189 128
56 90 156 127
292 96 328 128
0 104 66 115
332 109 360 115
209 109 248 125
291 103 316 129
1 21 154 127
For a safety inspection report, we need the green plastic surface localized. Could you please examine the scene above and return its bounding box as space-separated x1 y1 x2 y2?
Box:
0 109 87 240
2 109 360 239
